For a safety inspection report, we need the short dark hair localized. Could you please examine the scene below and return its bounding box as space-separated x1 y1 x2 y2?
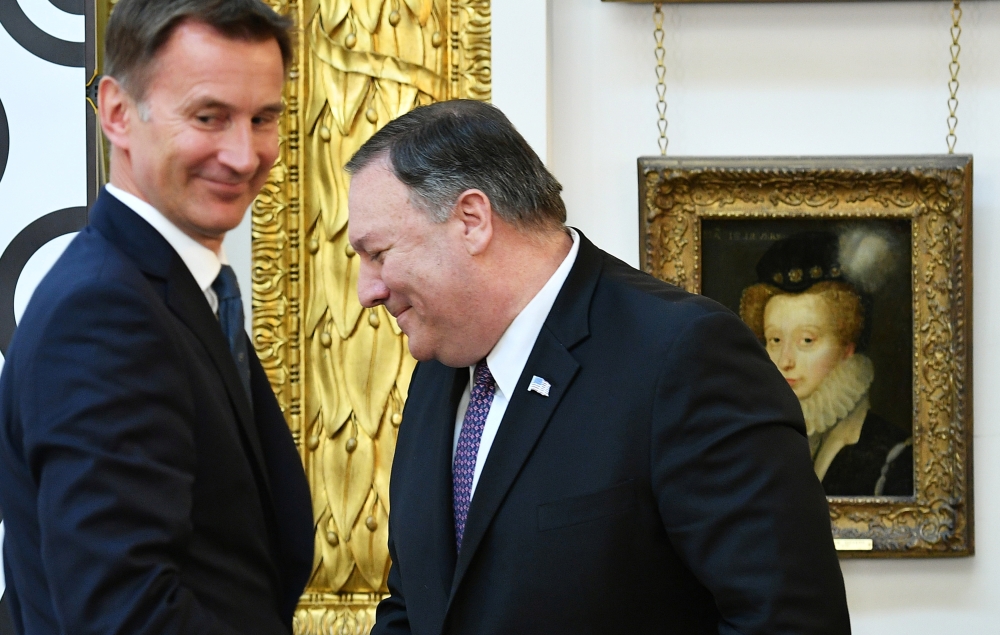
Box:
345 100 567 228
105 0 293 100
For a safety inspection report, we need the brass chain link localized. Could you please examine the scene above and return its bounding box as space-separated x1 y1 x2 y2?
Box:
653 3 668 156
946 0 962 154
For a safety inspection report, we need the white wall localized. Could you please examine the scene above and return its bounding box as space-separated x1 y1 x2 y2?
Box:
495 0 1000 632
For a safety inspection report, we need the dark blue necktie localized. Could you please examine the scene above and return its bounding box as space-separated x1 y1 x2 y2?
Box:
212 265 252 402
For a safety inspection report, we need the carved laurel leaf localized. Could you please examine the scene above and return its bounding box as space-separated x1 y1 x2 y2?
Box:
348 487 391 590
323 419 375 550
372 392 402 513
313 507 355 591
313 320 353 437
343 306 403 439
351 0 385 33
322 227 363 341
320 0 350 31
304 107 330 237
381 5 425 67
404 0 433 26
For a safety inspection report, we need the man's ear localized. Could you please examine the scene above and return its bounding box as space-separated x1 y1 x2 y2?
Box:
98 76 133 150
453 189 493 256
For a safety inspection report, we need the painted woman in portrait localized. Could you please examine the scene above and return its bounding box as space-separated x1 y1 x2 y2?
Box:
739 230 913 496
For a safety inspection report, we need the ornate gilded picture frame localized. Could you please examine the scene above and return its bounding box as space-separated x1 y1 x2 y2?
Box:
639 156 972 557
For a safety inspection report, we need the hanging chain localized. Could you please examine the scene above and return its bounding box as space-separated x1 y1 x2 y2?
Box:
653 3 668 156
945 0 962 154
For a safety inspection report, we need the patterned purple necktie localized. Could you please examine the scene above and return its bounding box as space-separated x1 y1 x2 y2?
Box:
453 360 496 552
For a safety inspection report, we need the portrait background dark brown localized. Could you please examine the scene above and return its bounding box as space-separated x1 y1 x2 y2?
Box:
701 218 913 441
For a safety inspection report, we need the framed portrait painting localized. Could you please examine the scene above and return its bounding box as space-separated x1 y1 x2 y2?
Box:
639 156 972 557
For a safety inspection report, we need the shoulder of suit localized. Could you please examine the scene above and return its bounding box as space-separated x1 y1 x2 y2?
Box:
593 250 733 324
11 227 169 350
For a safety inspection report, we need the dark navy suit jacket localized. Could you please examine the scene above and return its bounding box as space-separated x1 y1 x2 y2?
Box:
374 233 850 635
0 190 313 634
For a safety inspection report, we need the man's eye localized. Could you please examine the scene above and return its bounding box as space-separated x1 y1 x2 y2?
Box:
196 114 225 126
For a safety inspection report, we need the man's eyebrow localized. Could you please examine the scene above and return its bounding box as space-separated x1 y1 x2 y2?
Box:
259 102 285 115
186 98 285 116
187 98 233 111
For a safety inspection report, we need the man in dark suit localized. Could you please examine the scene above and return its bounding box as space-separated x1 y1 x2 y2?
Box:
345 100 851 634
0 1 312 633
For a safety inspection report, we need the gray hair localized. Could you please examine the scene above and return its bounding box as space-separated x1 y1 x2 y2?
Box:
105 0 293 101
345 100 566 229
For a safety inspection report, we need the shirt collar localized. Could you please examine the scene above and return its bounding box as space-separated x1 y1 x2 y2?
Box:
475 228 581 399
105 184 227 293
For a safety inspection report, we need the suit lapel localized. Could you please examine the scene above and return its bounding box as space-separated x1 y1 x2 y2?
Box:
163 264 273 503
88 189 273 505
446 231 604 604
426 367 466 596
448 332 580 599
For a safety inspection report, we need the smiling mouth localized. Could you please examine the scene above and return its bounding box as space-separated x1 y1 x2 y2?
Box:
203 178 250 198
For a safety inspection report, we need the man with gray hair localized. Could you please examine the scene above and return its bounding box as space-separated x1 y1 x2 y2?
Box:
347 100 850 634
0 1 312 633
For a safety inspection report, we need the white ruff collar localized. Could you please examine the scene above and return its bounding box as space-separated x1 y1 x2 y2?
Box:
799 354 874 438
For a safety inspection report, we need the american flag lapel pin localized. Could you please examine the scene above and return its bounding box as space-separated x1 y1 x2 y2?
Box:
527 375 551 397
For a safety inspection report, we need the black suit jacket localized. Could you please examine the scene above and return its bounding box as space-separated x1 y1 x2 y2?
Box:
374 234 849 635
0 190 313 634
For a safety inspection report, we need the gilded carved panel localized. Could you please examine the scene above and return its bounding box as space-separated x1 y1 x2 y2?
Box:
253 0 490 629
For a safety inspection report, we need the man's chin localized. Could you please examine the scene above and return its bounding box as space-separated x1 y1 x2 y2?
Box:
405 342 437 363
194 198 253 232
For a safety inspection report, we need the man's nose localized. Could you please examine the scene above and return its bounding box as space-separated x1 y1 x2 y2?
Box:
218 121 260 176
356 261 389 308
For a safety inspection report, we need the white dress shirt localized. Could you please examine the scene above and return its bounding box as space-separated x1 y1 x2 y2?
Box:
105 184 228 314
453 228 580 498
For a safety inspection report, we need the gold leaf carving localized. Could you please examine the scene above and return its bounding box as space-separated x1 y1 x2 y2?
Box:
311 504 355 591
320 0 350 28
372 392 403 512
351 0 385 33
293 594 381 635
323 418 375 548
343 306 402 439
320 223 363 340
404 0 434 26
252 0 490 629
348 487 391 589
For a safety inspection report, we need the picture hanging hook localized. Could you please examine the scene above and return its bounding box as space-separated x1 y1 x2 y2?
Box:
945 0 962 154
653 3 668 156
